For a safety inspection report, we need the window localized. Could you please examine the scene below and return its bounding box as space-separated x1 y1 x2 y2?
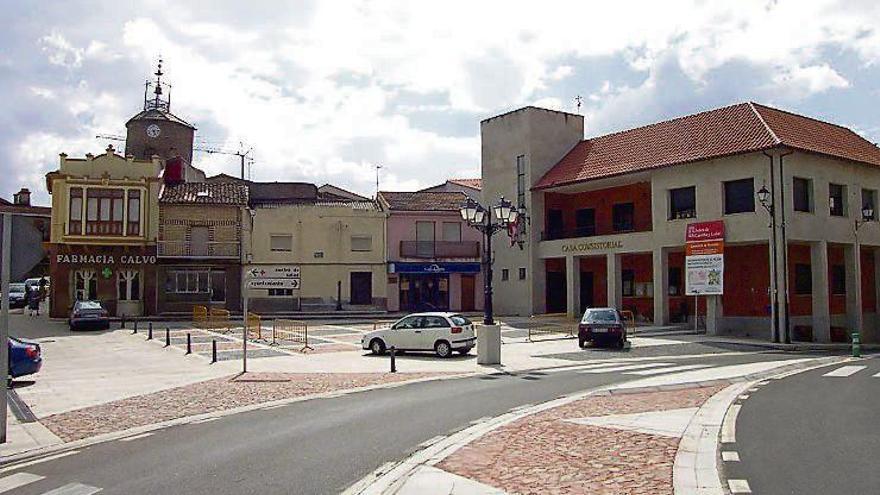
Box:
211 271 226 302
351 235 372 252
612 203 635 232
442 222 461 242
829 183 846 217
575 209 596 237
669 186 696 219
516 155 526 208
416 221 435 257
393 316 422 329
501 269 509 281
270 234 292 252
85 188 125 235
127 190 141 235
723 178 755 214
268 288 294 297
862 189 877 220
68 187 83 235
793 178 812 213
74 270 97 301
518 267 527 280
117 270 141 301
166 270 211 294
424 316 450 328
622 269 635 297
831 265 846 294
546 209 564 239
794 264 812 295
668 267 682 296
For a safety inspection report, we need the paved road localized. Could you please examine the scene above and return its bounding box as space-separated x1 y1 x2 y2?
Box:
728 357 879 495
3 349 813 495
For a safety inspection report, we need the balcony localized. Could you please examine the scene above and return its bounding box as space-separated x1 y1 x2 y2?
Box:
158 241 240 259
400 240 480 259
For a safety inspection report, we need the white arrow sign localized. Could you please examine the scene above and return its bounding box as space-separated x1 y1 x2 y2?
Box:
247 278 301 290
246 265 301 279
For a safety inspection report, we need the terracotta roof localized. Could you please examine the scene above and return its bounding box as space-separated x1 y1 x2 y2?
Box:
160 182 248 205
126 108 195 129
535 102 880 189
448 178 482 190
379 191 468 212
249 182 318 203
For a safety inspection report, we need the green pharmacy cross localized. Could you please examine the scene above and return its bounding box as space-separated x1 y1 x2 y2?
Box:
102 267 113 279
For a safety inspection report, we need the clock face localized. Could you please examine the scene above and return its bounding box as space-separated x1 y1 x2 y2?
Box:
146 124 161 138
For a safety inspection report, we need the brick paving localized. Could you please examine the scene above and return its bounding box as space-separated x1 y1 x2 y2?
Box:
438 385 724 495
42 372 449 442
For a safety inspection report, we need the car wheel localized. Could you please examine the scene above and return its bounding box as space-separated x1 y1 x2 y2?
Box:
370 339 387 355
578 339 587 349
434 340 452 358
616 337 625 349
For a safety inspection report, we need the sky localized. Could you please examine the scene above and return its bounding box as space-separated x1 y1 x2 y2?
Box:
3 0 880 205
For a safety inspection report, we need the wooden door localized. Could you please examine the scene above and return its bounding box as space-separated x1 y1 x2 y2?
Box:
460 275 476 311
350 272 372 305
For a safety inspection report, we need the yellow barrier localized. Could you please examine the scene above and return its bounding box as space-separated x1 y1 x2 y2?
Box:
619 310 636 335
209 308 231 331
527 323 575 342
246 312 262 340
193 305 208 328
272 319 313 351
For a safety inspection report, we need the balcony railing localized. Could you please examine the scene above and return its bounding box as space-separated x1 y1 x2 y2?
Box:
158 241 240 259
400 240 480 259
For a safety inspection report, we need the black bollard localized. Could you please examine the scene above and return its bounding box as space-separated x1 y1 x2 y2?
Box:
390 346 397 373
211 339 217 364
134 320 138 334
121 316 126 330
186 333 192 355
147 322 152 340
164 327 170 347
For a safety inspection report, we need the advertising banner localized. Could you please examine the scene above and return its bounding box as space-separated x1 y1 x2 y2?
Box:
685 254 724 295
685 220 724 242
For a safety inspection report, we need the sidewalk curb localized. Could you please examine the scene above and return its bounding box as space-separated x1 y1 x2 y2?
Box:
0 371 478 469
342 355 851 495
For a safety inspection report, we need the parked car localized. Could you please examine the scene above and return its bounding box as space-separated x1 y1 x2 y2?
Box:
578 307 627 348
9 336 42 379
24 277 49 292
362 312 476 358
6 283 27 309
69 300 110 330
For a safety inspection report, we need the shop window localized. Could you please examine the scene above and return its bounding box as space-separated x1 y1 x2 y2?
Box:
612 203 634 232
351 235 372 252
794 264 812 295
575 209 596 237
831 265 846 295
501 269 509 281
74 270 97 301
622 269 635 297
516 155 526 208
442 222 461 242
86 188 125 235
268 288 294 296
793 178 813 213
723 178 755 214
166 270 210 293
270 234 292 252
829 183 846 217
518 267 527 280
68 187 83 235
862 189 877 220
117 270 141 301
127 190 141 235
668 267 682 296
669 186 696 219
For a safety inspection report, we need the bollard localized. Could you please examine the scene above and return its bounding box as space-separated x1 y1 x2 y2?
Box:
130 317 136 334
147 323 152 340
186 333 192 355
211 339 217 364
165 327 170 347
134 320 138 333
390 346 397 373
852 331 861 358
121 316 126 330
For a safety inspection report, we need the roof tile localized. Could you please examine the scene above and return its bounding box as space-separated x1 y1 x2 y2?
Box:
379 191 468 212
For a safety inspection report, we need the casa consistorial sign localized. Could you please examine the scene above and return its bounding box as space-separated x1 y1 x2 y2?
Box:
561 240 623 253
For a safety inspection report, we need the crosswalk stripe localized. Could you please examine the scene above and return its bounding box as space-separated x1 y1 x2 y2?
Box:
579 362 674 374
624 364 711 376
822 365 866 377
41 482 102 495
0 472 45 493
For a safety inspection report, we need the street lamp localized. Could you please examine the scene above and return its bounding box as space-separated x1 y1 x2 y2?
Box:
855 203 874 232
757 183 783 343
460 196 520 326
757 184 773 214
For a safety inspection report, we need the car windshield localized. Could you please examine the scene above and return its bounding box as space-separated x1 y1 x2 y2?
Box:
78 301 102 310
9 284 25 293
450 315 471 326
583 310 619 323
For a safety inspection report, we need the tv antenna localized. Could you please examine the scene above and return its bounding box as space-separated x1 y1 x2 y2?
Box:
574 95 583 113
375 163 382 197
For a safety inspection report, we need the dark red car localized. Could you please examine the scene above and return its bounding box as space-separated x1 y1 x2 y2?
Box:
578 308 627 348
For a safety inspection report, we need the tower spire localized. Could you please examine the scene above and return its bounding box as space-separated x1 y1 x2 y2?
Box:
145 56 170 112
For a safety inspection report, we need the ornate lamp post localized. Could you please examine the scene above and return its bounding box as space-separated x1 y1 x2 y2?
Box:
756 184 783 342
460 196 519 326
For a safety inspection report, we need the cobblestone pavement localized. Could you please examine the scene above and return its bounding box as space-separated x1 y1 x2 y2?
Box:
42 372 448 442
437 385 724 495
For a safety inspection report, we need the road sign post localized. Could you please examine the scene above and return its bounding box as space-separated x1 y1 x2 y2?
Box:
0 213 10 443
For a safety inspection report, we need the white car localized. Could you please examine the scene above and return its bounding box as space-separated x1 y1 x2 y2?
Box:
362 312 476 358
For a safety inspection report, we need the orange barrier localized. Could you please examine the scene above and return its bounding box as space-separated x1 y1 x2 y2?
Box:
193 305 208 328
209 308 231 331
246 312 262 339
527 323 575 342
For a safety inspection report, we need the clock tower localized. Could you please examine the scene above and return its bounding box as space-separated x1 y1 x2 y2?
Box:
125 59 195 165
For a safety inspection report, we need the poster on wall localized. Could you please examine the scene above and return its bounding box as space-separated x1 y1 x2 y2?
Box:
685 254 724 295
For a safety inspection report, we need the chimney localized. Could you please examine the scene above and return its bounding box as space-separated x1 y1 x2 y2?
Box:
13 188 31 207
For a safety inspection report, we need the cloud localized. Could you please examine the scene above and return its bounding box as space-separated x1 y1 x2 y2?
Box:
770 64 850 98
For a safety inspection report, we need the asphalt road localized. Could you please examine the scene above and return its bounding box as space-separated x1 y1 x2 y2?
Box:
5 349 809 495
728 356 880 495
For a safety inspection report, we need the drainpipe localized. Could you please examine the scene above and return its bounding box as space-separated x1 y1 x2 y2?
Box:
778 150 794 344
764 152 780 342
